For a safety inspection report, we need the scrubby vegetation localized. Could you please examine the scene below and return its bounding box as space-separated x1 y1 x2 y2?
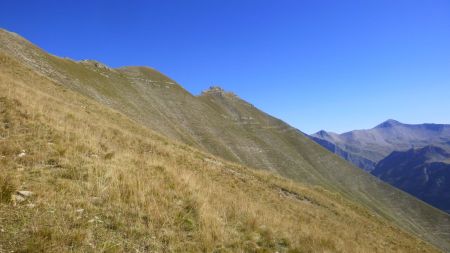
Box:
0 50 440 252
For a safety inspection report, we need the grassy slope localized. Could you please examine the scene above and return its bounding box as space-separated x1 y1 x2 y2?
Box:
0 50 440 253
0 28 449 252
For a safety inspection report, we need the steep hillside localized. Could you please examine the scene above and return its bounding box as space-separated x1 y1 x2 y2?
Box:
1 28 450 252
372 146 450 213
311 119 450 171
0 42 442 253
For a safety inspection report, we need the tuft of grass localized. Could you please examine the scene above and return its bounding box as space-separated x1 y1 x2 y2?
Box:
0 174 15 203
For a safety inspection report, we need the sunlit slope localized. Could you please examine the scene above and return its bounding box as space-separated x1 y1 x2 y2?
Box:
3 47 443 252
1 28 449 252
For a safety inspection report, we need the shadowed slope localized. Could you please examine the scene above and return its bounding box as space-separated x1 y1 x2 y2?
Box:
373 146 450 213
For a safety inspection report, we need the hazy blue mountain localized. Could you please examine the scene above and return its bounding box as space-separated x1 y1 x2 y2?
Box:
310 120 450 171
309 134 377 170
372 146 450 213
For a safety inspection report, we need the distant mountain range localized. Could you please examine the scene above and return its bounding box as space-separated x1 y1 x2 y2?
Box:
310 119 450 171
373 146 450 213
311 120 450 213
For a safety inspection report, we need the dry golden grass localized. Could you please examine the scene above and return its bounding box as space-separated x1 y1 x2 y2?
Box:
0 53 440 252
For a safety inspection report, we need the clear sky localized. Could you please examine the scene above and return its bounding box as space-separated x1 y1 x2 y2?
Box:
1 0 449 134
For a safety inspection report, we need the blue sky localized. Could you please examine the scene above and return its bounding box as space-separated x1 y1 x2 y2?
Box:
1 0 449 134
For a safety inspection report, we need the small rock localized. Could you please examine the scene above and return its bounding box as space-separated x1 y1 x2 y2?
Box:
88 216 102 223
13 195 25 203
26 203 36 208
17 151 26 158
17 191 33 197
0 228 5 232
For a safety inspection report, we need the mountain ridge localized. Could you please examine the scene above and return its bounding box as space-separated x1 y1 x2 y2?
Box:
311 119 450 171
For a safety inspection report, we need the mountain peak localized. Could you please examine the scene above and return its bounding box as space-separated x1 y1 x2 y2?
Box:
313 130 330 138
375 119 402 128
